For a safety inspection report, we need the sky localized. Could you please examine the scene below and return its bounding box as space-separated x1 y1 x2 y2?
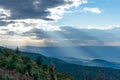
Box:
0 0 120 47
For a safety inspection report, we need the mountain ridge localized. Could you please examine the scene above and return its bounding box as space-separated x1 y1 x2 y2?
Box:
1 46 120 80
20 50 120 80
0 47 75 80
60 57 120 69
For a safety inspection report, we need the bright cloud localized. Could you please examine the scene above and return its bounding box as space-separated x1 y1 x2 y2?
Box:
0 0 87 35
0 0 119 47
77 25 120 30
83 7 102 14
47 0 88 21
0 7 11 19
0 19 61 36
0 35 46 47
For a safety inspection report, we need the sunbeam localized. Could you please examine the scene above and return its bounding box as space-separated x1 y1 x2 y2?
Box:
32 28 102 60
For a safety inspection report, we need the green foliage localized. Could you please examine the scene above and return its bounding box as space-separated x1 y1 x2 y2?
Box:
0 47 74 80
57 72 75 80
2 74 15 80
35 56 42 65
20 50 120 80
1 47 120 80
0 56 6 67
49 65 57 80
15 47 19 54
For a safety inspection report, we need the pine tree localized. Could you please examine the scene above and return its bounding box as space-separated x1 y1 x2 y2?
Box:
15 47 19 54
36 56 42 66
49 65 57 80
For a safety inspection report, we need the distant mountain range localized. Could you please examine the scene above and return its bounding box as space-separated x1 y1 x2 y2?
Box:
60 57 120 69
20 51 120 80
20 47 120 70
1 46 120 80
19 46 120 69
20 46 120 63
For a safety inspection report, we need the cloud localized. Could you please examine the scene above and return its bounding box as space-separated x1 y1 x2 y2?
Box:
103 42 120 46
83 7 102 14
0 35 46 47
75 25 120 30
24 28 50 39
0 0 62 20
0 0 86 21
0 21 14 26
0 0 87 37
22 26 103 46
46 0 88 21
21 26 120 46
2 0 120 46
0 19 62 38
0 8 11 19
1 25 120 46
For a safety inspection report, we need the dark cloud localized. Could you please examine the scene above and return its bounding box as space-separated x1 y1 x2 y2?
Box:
59 27 97 40
6 31 16 36
3 26 119 46
24 28 50 39
24 26 103 46
0 21 15 26
0 0 72 20
0 29 9 31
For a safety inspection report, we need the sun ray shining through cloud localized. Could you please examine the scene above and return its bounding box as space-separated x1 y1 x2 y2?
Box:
0 0 120 63
33 28 94 59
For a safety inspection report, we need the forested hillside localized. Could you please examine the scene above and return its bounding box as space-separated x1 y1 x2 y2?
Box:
0 47 74 80
21 49 120 80
1 47 120 80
